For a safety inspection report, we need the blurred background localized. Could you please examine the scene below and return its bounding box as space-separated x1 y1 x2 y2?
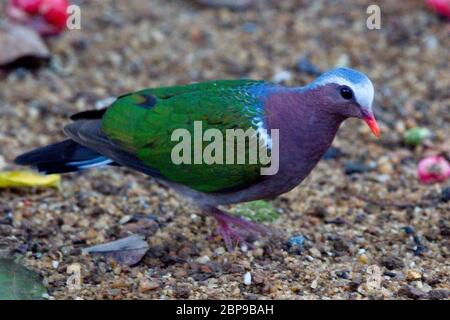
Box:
0 0 449 300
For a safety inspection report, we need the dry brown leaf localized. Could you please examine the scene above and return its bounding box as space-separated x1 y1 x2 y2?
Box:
0 20 50 67
82 235 149 266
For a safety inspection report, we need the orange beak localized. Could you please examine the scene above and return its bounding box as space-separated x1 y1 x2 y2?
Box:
362 112 381 138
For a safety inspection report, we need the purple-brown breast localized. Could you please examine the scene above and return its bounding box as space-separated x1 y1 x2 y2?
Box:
263 86 345 188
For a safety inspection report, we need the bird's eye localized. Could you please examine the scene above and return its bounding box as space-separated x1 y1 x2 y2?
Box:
340 86 353 100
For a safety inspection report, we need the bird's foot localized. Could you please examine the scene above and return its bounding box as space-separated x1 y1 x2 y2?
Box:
208 207 272 251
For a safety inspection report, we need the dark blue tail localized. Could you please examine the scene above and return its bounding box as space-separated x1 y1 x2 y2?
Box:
15 139 114 174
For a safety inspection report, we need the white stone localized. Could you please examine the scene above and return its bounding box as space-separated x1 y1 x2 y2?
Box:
272 70 292 83
243 272 252 286
196 255 210 264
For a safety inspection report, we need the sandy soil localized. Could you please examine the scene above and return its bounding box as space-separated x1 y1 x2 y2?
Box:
0 0 449 299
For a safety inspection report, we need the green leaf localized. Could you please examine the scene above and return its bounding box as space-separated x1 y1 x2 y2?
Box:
231 200 280 223
0 259 47 300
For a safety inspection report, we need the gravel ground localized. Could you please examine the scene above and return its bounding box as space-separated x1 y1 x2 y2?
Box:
0 0 449 299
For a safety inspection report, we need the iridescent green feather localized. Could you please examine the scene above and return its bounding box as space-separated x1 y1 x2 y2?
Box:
102 80 271 192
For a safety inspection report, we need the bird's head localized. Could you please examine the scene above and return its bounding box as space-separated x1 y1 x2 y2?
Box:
309 67 380 138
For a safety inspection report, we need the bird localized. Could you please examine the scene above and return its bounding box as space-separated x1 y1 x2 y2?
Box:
15 67 380 251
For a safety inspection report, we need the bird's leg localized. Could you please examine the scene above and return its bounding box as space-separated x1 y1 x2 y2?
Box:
206 207 272 251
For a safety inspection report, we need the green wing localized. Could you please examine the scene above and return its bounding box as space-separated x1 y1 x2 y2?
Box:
101 80 271 193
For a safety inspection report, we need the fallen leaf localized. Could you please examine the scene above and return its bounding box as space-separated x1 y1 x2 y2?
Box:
0 171 60 188
83 235 149 266
0 20 50 67
0 259 47 300
231 200 280 223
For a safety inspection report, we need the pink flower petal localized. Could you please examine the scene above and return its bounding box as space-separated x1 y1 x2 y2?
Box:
40 0 70 31
426 0 450 18
11 0 43 15
417 156 450 184
7 0 69 36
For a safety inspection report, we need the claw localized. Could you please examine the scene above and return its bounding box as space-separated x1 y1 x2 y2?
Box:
207 207 272 251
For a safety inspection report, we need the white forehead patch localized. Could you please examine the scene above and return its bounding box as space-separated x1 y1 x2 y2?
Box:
310 68 375 110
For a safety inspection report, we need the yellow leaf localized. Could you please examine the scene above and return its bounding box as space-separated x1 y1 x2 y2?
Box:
0 171 60 189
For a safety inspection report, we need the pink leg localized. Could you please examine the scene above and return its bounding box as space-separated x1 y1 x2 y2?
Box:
207 207 272 251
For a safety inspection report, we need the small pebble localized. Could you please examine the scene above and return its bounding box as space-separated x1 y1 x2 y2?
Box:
326 217 346 225
398 285 426 299
406 270 422 281
412 240 426 257
242 22 257 33
196 255 211 264
253 248 264 257
423 35 438 51
441 187 450 202
344 162 373 175
174 284 191 299
378 157 393 174
296 56 321 76
214 247 225 255
359 254 369 264
309 247 322 258
42 293 51 300
243 272 252 286
335 54 349 67
0 155 5 170
272 70 292 84
427 289 450 300
119 215 132 225
322 147 343 160
365 265 382 292
403 226 415 235
336 270 350 279
375 174 391 183
288 235 305 247
139 279 160 293
380 255 405 270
